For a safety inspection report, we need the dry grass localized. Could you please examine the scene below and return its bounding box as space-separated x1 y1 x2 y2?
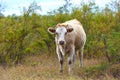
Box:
0 53 119 80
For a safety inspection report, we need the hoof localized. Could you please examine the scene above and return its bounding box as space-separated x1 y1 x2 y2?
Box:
79 64 83 68
60 70 63 73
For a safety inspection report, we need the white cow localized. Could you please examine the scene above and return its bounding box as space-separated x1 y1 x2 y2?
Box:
48 19 86 73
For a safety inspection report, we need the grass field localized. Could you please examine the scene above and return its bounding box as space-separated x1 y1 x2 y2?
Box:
0 53 119 80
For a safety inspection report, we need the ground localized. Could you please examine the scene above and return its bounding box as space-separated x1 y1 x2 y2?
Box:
0 53 119 80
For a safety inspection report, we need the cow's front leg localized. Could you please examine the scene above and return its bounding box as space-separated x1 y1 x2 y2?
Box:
68 45 75 73
56 47 64 72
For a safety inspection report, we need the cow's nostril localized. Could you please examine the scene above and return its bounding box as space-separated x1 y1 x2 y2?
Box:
59 41 64 45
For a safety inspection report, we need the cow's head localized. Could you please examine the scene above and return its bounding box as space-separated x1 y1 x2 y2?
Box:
48 24 73 45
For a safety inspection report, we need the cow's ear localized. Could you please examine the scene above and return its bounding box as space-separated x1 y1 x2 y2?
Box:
67 28 73 33
48 27 56 34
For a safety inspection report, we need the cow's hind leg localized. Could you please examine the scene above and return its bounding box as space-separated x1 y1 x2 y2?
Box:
78 47 84 67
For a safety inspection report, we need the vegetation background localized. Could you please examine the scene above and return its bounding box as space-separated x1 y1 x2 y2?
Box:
0 0 120 80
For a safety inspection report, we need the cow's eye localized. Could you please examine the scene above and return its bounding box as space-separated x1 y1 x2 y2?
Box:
55 32 58 35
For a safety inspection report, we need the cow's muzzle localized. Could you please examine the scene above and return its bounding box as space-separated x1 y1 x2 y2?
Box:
59 41 65 45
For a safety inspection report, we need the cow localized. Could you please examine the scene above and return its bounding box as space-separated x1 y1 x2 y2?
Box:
48 19 86 73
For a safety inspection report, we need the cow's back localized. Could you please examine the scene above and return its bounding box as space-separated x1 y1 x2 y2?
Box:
64 19 86 50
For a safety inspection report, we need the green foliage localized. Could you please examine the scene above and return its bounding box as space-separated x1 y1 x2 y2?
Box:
85 63 111 78
107 32 120 63
86 63 110 74
0 0 120 65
